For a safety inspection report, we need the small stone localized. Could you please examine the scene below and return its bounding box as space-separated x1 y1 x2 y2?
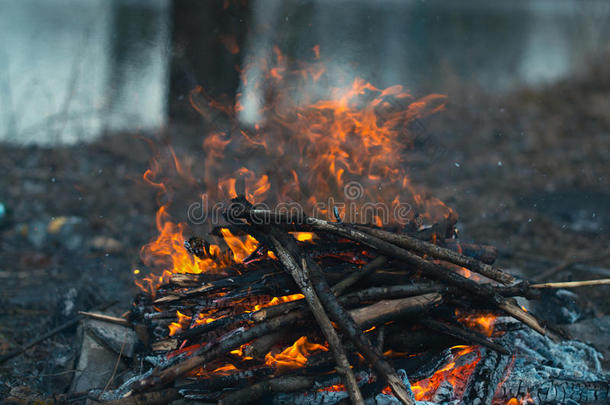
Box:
90 236 123 253
71 322 124 392
85 319 138 358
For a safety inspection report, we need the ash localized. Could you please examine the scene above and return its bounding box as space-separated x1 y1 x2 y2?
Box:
274 323 609 405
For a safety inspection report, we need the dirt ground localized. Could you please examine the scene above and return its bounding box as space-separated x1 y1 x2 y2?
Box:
0 55 608 398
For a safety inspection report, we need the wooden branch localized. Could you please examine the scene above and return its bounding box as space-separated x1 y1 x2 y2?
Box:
376 326 385 352
173 287 440 347
158 261 352 305
353 225 514 284
218 375 314 405
440 239 497 264
178 365 274 394
530 279 610 289
251 263 436 323
349 293 442 330
238 207 548 338
268 227 413 405
250 300 303 323
144 292 439 387
492 281 541 299
243 331 290 360
267 231 365 405
132 311 306 393
340 284 444 307
332 256 387 296
155 266 278 304
422 319 509 355
172 313 250 340
384 326 460 354
78 311 131 328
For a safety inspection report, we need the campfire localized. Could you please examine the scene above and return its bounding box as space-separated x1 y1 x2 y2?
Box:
119 201 608 405
64 49 609 404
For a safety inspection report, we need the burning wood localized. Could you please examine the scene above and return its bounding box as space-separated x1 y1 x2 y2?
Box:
84 58 609 404
78 196 607 405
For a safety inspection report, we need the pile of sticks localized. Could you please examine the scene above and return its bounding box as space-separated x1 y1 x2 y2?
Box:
126 197 574 405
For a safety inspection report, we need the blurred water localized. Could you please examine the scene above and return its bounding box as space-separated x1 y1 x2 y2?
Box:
1 0 609 143
0 0 170 145
240 0 610 124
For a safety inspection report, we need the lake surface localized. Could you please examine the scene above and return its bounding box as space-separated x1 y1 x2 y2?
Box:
1 0 608 144
0 0 170 144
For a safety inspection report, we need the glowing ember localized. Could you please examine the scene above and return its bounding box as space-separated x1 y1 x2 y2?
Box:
506 393 535 404
293 232 315 242
318 384 346 392
410 346 480 401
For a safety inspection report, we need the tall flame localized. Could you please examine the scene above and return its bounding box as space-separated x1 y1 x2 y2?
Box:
136 46 450 293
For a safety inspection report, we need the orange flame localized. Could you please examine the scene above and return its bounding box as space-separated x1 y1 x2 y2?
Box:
219 228 260 263
212 363 239 375
193 45 450 225
167 310 223 337
167 294 304 337
457 310 497 337
137 46 450 295
136 209 259 295
136 48 455 378
265 336 328 373
252 293 305 312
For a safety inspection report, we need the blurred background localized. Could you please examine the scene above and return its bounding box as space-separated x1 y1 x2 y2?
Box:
0 0 609 396
1 0 609 143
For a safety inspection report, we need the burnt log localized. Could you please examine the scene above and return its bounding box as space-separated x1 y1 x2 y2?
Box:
439 239 497 265
265 226 413 405
264 228 365 404
352 225 514 284
421 319 509 355
234 206 550 338
218 375 315 405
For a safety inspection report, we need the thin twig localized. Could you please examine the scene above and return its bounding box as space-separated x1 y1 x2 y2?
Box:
78 311 131 327
103 341 126 393
530 279 610 289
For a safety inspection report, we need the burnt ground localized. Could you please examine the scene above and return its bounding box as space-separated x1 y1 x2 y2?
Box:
0 54 609 399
